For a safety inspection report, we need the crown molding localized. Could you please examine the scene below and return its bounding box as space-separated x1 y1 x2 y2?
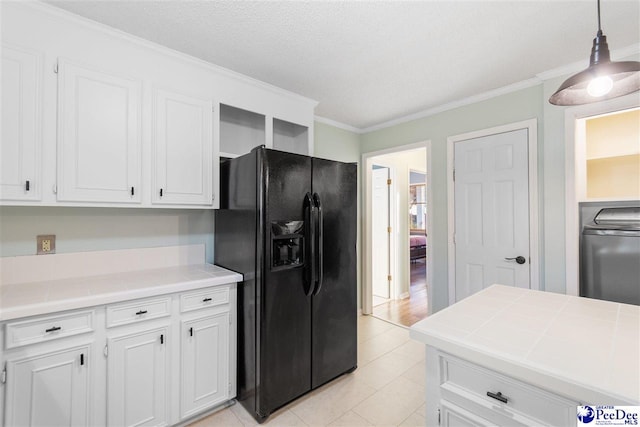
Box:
360 77 542 134
314 116 362 134
355 43 640 134
22 1 318 107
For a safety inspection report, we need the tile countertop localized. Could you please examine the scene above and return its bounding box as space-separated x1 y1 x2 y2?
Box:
410 285 640 405
0 264 243 322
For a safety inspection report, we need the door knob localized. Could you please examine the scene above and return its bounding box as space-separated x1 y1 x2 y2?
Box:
505 256 526 264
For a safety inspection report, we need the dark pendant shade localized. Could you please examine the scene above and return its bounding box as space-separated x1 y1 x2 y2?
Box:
549 2 640 106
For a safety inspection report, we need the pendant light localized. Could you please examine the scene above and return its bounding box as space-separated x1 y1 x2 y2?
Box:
548 0 640 106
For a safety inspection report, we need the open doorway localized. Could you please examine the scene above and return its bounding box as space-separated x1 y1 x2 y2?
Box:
363 143 431 327
564 100 640 296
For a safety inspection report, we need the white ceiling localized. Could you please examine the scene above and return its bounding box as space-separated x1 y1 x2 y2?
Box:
45 0 640 131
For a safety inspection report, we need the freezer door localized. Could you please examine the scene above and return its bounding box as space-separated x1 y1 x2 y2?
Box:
311 158 358 388
259 149 313 416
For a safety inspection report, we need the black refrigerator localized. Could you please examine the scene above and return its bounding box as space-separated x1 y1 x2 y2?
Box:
214 147 357 423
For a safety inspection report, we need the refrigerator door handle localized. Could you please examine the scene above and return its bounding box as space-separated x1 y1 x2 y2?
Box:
304 192 315 297
312 192 324 296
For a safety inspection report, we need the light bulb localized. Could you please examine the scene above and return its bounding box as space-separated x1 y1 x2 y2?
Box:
587 76 613 97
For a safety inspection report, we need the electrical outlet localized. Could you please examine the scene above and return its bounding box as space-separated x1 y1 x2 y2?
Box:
37 235 56 255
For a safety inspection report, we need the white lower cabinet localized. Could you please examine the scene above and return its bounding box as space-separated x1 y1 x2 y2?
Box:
181 312 229 419
4 345 91 427
107 327 170 427
0 283 236 427
440 400 493 427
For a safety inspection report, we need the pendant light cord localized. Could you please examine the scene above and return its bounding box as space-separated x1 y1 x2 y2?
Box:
597 0 602 34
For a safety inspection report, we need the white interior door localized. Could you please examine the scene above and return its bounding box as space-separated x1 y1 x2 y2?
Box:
454 129 530 301
372 166 390 299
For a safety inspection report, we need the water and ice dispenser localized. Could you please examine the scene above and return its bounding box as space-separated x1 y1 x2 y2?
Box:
271 221 304 269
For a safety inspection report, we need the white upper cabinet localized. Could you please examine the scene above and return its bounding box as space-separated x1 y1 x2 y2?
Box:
1 2 317 209
1 45 41 201
57 60 142 203
153 89 213 205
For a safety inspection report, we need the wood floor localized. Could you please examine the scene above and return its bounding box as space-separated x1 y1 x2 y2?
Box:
372 259 428 327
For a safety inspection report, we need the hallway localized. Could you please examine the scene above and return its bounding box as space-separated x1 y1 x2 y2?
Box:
372 259 427 327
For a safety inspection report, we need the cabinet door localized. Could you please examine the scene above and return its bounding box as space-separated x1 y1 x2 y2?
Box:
181 312 229 418
1 45 41 201
107 328 169 427
57 60 141 203
5 346 90 426
440 401 494 427
153 89 212 205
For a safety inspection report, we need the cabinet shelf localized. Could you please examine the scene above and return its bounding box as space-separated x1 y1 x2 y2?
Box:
273 118 309 156
220 104 265 157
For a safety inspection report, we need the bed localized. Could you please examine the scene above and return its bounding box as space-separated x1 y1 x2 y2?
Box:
410 231 426 261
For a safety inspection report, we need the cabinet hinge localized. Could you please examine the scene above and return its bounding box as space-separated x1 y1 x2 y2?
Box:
1 365 6 384
387 275 392 282
103 344 109 357
387 178 392 186
438 408 441 425
228 383 232 395
53 62 58 74
453 233 456 244
387 226 392 233
52 184 57 194
453 169 455 181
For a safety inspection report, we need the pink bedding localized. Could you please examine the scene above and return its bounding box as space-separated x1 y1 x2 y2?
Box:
410 235 426 247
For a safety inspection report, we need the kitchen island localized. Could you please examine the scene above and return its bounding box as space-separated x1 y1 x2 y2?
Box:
410 285 639 426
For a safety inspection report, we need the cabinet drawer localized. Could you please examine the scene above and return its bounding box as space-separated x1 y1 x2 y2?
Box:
180 286 229 313
5 311 94 349
106 296 171 328
440 354 578 426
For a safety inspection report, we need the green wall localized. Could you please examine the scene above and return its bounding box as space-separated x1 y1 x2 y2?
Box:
0 207 215 261
361 85 545 312
314 122 360 163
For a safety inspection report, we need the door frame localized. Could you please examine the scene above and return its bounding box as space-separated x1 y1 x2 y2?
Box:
564 95 640 296
447 119 539 305
362 140 433 316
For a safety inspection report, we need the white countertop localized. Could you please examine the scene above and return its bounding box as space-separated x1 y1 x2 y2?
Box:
410 285 640 405
0 264 243 321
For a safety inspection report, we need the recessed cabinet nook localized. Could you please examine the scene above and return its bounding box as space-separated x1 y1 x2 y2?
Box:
0 1 316 208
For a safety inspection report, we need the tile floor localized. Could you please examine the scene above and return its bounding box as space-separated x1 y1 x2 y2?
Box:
189 315 426 427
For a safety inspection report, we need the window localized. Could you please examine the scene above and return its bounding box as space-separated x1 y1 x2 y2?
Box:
409 183 426 232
